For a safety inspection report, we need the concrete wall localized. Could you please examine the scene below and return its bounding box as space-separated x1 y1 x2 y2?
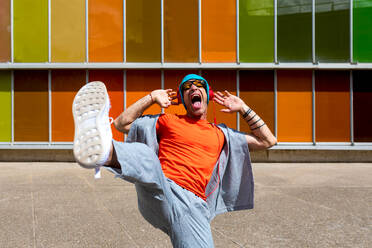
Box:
0 149 371 162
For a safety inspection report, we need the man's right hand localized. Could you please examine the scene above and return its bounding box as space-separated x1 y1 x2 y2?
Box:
151 89 177 108
114 89 177 134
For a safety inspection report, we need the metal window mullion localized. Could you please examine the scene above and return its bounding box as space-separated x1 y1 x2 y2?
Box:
85 0 89 63
123 0 126 63
11 0 14 63
236 0 239 64
312 0 316 64
123 70 127 142
11 70 14 144
161 70 164 114
48 70 52 144
48 0 51 63
4 62 372 70
312 70 316 145
124 70 127 110
198 0 202 64
274 0 277 63
161 0 164 64
274 69 277 137
350 70 354 145
236 70 240 130
86 69 89 84
123 69 126 141
350 0 353 63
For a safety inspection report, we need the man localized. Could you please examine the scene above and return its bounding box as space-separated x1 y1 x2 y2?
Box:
73 74 276 247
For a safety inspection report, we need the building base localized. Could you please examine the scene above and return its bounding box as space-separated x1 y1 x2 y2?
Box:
0 149 371 163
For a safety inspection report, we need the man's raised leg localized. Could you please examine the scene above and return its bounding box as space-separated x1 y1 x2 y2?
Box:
73 81 113 168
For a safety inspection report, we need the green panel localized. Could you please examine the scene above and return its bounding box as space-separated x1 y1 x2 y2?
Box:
316 0 350 62
353 0 372 62
239 0 274 62
278 0 312 62
14 0 48 62
0 71 11 142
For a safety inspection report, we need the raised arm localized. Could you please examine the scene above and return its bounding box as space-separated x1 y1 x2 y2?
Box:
213 91 277 150
113 89 177 134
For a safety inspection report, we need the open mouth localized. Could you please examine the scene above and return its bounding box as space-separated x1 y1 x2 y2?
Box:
191 94 202 110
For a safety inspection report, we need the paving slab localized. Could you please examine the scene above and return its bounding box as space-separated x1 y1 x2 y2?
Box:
0 162 371 248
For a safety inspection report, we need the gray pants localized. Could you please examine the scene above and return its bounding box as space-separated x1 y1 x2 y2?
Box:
110 140 214 248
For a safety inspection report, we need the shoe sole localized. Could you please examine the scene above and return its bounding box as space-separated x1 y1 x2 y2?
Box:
72 81 109 168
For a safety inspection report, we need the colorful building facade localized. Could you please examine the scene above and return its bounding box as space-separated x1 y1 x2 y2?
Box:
0 0 371 151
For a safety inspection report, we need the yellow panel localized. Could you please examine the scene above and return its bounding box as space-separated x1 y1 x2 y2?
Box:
51 0 85 62
126 0 160 62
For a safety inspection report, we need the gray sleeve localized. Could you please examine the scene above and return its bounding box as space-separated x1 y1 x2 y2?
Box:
126 114 160 154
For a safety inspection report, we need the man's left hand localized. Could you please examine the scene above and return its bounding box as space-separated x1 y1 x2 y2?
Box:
214 91 245 113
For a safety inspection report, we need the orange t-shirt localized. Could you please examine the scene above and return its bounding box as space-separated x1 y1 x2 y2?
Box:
156 113 225 200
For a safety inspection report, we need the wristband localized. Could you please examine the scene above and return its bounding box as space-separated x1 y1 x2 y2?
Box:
251 123 266 130
242 108 252 119
149 93 154 103
250 118 262 127
246 113 257 123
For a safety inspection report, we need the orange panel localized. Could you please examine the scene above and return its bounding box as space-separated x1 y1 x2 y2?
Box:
315 71 350 142
51 70 85 142
14 70 49 142
89 0 123 62
202 0 236 62
164 70 198 115
89 70 124 141
126 70 162 115
277 70 313 142
239 70 275 133
202 70 237 128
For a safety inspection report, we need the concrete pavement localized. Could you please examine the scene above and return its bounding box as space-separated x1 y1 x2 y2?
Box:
0 162 371 248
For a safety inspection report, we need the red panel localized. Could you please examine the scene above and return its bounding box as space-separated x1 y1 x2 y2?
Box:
14 70 49 141
202 70 237 128
0 0 10 61
239 70 275 133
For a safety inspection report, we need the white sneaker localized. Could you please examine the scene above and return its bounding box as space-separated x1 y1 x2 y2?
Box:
72 81 113 169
